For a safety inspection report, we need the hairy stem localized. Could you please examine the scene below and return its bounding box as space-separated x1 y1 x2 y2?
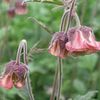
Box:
16 40 35 100
16 41 24 64
56 57 62 100
22 40 35 100
23 0 63 6
65 0 76 33
50 63 59 100
60 9 69 32
74 12 81 27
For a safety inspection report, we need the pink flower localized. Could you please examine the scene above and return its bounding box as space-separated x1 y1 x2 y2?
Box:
66 26 100 55
15 0 28 15
7 7 16 18
0 60 28 89
48 32 68 58
4 0 10 3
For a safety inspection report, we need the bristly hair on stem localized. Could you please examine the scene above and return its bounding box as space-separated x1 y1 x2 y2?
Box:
22 0 63 6
50 0 77 100
17 39 35 100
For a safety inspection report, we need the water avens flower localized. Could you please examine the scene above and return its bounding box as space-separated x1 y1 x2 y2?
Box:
48 32 68 58
7 7 15 18
0 40 29 89
0 40 35 100
0 60 28 89
4 0 10 3
66 26 100 55
15 0 28 15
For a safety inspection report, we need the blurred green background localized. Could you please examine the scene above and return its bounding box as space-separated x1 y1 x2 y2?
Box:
0 0 100 100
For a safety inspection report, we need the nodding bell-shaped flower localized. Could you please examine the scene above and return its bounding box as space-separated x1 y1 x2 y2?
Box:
65 26 100 55
4 0 10 3
0 60 28 89
15 0 28 15
0 40 28 89
7 7 16 18
48 32 68 58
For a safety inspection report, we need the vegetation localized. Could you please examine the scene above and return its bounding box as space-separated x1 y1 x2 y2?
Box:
0 0 100 100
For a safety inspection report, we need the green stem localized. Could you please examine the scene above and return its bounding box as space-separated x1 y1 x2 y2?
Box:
56 58 62 100
17 40 35 100
50 63 59 100
23 0 63 6
74 12 81 27
16 41 24 64
65 0 76 33
23 40 35 100
60 9 69 32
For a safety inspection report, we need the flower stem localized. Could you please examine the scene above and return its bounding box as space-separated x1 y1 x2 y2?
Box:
65 0 76 33
74 12 81 27
60 9 69 32
16 39 35 100
22 0 63 6
26 74 35 100
56 57 62 100
50 62 59 100
16 41 24 64
22 40 35 100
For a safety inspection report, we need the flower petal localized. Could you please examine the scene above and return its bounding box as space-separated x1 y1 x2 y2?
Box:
0 74 13 89
14 81 25 88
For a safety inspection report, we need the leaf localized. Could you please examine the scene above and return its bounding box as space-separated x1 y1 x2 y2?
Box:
74 91 98 100
73 79 86 93
28 17 53 34
27 41 46 61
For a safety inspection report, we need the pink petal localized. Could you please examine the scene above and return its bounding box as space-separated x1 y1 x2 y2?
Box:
15 2 28 15
66 30 87 52
15 8 28 15
14 81 25 88
0 74 13 89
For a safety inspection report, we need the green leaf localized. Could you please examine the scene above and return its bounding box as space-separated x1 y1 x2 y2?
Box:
74 91 98 100
28 17 53 34
73 79 86 93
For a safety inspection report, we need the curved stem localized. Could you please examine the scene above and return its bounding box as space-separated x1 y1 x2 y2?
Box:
22 40 35 100
22 0 63 6
16 41 24 64
16 40 35 100
74 12 81 27
50 1 76 100
60 9 69 32
65 0 76 33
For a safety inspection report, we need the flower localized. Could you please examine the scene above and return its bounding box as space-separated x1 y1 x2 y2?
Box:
4 0 10 3
65 26 100 56
48 32 68 58
0 60 28 89
15 0 28 15
7 7 15 18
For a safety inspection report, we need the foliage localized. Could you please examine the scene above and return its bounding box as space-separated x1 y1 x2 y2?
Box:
0 0 100 100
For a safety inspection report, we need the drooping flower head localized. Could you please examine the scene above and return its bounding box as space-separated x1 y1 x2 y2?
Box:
0 40 28 89
48 32 68 58
7 7 16 18
15 0 28 15
4 0 10 3
65 26 100 56
0 60 28 89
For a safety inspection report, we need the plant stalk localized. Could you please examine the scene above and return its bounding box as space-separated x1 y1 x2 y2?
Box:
16 40 35 100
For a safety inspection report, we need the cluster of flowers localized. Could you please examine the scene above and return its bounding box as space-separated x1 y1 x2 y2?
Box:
48 25 100 58
4 0 28 18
